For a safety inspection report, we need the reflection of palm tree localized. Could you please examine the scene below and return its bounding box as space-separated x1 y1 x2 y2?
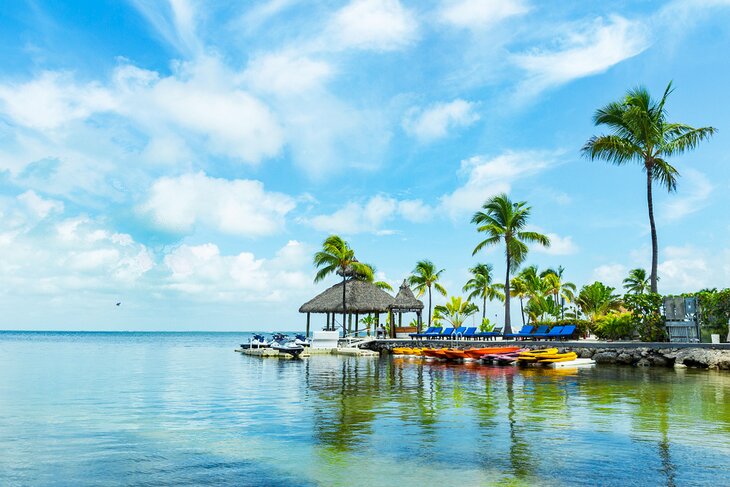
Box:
505 374 531 479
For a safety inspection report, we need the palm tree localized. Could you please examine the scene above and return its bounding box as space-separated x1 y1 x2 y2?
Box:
541 266 577 319
433 296 479 329
313 235 372 330
463 263 505 325
623 268 653 295
360 263 394 291
582 82 716 293
408 260 447 326
575 281 622 323
509 276 529 326
472 195 550 335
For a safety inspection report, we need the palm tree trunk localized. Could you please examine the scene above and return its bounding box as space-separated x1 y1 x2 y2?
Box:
342 275 347 335
482 294 487 323
520 297 525 326
428 285 432 326
504 252 512 335
647 165 659 293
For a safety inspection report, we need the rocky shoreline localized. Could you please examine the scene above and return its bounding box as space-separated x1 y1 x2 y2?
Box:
364 340 730 370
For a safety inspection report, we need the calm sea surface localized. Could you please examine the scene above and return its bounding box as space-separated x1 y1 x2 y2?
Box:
0 332 728 486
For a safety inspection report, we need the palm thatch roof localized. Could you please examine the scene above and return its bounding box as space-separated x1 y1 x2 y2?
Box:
390 280 424 311
299 279 395 313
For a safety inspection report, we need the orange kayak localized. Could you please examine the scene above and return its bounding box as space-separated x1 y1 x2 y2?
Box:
463 347 521 360
443 349 470 360
422 348 447 358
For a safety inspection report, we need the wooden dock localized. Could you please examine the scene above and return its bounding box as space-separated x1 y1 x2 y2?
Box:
235 347 379 358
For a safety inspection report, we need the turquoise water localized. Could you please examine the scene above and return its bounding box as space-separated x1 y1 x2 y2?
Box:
1 332 729 486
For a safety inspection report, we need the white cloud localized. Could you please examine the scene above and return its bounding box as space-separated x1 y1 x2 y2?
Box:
128 0 203 56
513 15 649 96
17 190 64 218
657 245 717 292
591 263 628 289
242 52 333 95
663 169 713 221
397 199 432 223
534 232 578 256
439 0 529 30
163 240 312 301
327 0 418 51
402 99 479 141
308 195 431 234
141 172 296 237
439 150 558 219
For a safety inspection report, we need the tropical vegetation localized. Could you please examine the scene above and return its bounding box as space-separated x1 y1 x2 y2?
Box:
408 260 447 326
583 83 716 294
471 193 550 334
433 296 479 329
463 263 504 325
623 268 652 295
575 281 622 323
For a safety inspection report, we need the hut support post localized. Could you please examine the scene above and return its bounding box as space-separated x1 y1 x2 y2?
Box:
355 313 359 336
306 313 310 337
326 313 330 330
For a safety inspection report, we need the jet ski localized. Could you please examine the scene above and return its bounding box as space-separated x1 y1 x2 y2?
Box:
270 334 305 358
240 333 270 349
293 334 311 347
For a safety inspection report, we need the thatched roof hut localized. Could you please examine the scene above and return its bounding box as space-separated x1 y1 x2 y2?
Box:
299 279 395 314
390 280 423 312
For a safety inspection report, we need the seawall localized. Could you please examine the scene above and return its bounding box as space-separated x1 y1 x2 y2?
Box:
363 339 730 369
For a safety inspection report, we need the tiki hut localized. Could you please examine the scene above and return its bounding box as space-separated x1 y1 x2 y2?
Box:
389 280 424 337
299 279 395 337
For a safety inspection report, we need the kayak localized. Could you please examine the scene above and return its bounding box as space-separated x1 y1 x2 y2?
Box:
537 353 578 363
392 347 411 355
545 358 596 368
463 346 521 360
518 348 559 357
422 348 447 358
443 349 470 360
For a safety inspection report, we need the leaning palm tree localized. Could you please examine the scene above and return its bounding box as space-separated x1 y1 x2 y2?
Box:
472 194 551 335
360 263 394 291
313 235 372 330
463 263 505 325
582 82 716 293
509 276 529 326
623 268 654 295
408 260 447 326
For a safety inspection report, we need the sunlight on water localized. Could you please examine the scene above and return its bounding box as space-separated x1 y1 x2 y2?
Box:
0 332 728 486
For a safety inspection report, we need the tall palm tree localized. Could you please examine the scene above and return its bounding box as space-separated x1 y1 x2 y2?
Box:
408 260 447 326
360 263 394 291
582 82 716 293
463 263 505 324
623 268 654 295
472 194 550 335
313 235 372 330
541 266 577 319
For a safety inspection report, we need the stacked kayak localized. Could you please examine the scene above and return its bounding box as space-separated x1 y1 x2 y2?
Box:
393 347 423 356
422 348 448 359
482 349 527 365
515 348 560 363
463 346 520 360
516 349 596 367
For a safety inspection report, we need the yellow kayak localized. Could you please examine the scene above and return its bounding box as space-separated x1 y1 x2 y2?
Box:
518 348 558 357
392 347 411 355
538 353 578 363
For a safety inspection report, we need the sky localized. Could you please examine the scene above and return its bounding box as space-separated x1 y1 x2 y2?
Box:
1 0 729 331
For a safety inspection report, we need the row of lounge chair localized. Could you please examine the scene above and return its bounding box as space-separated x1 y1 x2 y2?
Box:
410 324 577 341
410 326 502 341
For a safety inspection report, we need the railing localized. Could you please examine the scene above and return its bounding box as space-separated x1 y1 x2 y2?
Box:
665 321 700 343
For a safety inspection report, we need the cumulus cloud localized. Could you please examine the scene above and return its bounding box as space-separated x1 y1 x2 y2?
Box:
402 99 479 141
308 195 431 234
513 15 649 96
591 263 628 289
163 240 312 301
663 169 713 221
439 150 559 219
533 232 578 256
327 0 418 51
141 172 296 237
657 245 726 292
439 0 529 30
17 190 64 218
242 52 333 95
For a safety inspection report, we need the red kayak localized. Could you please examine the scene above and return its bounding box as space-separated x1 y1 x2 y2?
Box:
423 348 448 359
443 349 470 360
463 346 521 360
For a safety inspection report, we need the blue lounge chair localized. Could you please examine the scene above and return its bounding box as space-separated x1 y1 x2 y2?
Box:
409 327 442 340
534 326 564 340
475 327 503 341
453 326 467 339
518 325 548 340
460 327 478 340
503 325 533 339
437 327 455 338
559 325 577 340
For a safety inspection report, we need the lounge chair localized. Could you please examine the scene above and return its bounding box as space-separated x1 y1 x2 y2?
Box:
474 327 503 341
437 327 455 338
409 327 442 340
520 325 549 340
558 325 577 340
452 326 467 339
460 327 478 340
533 326 564 340
503 325 533 339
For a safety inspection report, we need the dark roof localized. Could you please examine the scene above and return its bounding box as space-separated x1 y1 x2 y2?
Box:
390 280 424 311
299 279 395 313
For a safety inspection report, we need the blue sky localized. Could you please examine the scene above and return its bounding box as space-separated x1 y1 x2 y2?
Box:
1 0 729 331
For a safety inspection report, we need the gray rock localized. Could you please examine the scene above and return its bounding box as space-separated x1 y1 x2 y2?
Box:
636 358 651 367
593 351 618 364
617 352 634 365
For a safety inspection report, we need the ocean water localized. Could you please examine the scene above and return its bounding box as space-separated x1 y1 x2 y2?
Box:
0 332 728 486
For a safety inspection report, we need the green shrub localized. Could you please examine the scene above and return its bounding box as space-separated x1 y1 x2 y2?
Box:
479 318 495 333
593 312 634 340
624 292 667 342
696 289 730 341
